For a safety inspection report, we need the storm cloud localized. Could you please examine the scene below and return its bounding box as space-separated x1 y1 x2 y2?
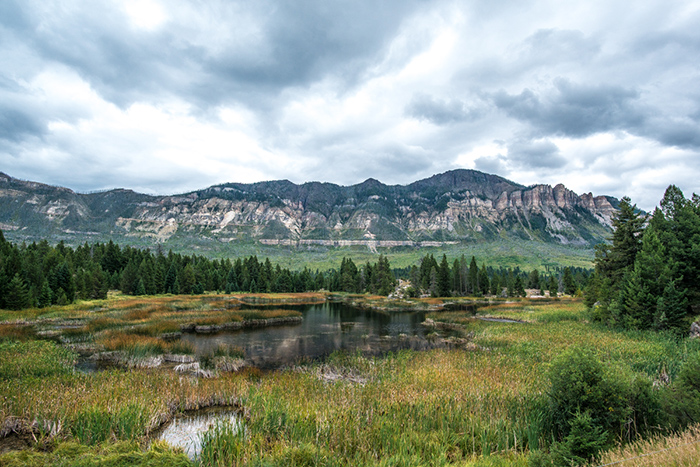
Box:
1 0 699 209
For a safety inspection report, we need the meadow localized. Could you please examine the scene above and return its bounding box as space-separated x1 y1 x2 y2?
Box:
1 295 700 466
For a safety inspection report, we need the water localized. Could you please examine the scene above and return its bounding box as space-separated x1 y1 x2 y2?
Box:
181 302 440 368
155 408 241 460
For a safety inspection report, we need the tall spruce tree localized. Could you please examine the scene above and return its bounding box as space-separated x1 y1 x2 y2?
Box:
5 273 32 310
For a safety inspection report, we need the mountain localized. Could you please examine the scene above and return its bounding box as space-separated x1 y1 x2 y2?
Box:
0 170 617 248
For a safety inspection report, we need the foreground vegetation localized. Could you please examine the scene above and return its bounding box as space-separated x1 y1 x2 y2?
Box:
2 296 700 466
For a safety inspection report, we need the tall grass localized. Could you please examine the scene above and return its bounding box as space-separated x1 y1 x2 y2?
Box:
0 340 75 379
3 298 698 466
197 419 245 466
592 424 700 467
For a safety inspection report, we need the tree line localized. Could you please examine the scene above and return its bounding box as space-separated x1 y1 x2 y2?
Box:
0 231 402 310
339 252 589 298
0 227 593 311
585 185 700 333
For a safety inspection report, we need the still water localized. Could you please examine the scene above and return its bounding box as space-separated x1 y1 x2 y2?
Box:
180 301 450 368
155 407 241 460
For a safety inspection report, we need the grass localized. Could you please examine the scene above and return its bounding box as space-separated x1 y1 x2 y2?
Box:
0 440 192 466
0 340 76 379
591 424 700 466
0 293 305 362
2 296 699 466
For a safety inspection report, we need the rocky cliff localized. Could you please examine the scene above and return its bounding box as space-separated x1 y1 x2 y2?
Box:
0 170 617 246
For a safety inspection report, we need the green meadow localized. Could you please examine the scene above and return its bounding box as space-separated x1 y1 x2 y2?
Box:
2 295 700 466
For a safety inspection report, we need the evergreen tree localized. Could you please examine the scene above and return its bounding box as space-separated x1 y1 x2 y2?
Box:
468 256 478 295
478 264 490 296
179 264 196 294
549 274 559 298
656 279 688 332
164 264 178 294
513 275 526 297
437 254 451 297
429 267 438 298
38 280 53 308
595 196 646 289
134 278 146 296
528 269 540 289
563 267 577 295
5 273 31 310
120 260 140 295
619 226 671 330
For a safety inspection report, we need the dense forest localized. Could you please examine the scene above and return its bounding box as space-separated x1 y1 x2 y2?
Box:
586 185 700 333
0 227 589 311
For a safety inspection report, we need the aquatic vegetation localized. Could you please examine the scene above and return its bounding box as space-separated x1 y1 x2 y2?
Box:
1 296 698 466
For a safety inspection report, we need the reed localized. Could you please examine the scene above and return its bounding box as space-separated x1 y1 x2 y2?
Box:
592 424 700 467
2 297 697 467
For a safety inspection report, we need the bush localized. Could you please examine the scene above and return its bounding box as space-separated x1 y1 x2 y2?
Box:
548 346 629 439
550 411 609 466
660 352 700 431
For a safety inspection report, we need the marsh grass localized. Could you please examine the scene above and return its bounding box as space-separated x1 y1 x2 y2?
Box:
197 419 245 466
3 297 699 466
591 424 700 467
99 332 169 356
0 340 76 379
0 440 192 466
0 323 36 341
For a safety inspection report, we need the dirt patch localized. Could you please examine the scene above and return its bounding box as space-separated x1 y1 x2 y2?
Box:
0 433 32 454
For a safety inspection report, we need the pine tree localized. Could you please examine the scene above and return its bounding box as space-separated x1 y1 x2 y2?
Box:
179 264 196 294
38 280 53 308
563 268 577 295
437 254 451 297
5 274 31 310
164 264 178 294
549 274 559 298
596 197 646 288
468 256 478 295
656 279 688 332
429 267 438 298
619 226 671 330
134 278 146 296
478 264 490 296
513 275 526 297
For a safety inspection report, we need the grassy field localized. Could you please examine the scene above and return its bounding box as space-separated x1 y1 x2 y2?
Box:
1 295 699 466
4 231 596 271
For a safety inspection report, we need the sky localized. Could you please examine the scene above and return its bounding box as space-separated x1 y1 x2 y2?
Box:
1 0 699 211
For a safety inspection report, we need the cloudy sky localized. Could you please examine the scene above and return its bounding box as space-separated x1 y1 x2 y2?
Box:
1 0 699 210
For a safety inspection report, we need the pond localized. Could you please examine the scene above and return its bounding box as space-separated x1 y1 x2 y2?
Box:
155 407 242 460
180 301 461 368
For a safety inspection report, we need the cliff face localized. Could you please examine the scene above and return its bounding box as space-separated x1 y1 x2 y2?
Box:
0 170 616 246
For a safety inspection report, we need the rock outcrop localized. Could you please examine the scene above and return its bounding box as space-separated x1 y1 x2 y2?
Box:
0 169 618 247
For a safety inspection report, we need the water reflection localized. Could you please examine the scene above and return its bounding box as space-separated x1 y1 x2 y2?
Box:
181 302 434 368
156 408 241 460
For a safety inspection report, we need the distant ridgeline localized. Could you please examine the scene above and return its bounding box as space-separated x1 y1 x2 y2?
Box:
0 169 617 249
585 185 700 334
0 229 590 311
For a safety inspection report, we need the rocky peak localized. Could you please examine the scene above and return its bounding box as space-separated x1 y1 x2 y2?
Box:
0 169 619 247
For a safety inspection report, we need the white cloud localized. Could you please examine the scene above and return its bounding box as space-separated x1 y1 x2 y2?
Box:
0 0 698 210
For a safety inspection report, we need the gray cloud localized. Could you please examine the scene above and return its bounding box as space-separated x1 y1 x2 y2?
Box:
0 0 699 211
405 94 482 125
507 139 566 169
493 79 644 137
474 154 508 175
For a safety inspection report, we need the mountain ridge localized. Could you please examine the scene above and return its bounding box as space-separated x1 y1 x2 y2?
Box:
0 169 616 248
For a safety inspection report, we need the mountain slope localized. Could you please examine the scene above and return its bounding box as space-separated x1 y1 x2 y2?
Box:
0 170 616 247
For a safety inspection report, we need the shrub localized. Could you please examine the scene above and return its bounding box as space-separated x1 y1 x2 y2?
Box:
548 346 629 440
660 352 700 431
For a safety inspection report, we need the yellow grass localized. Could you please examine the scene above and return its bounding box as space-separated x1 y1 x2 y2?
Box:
592 425 700 466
